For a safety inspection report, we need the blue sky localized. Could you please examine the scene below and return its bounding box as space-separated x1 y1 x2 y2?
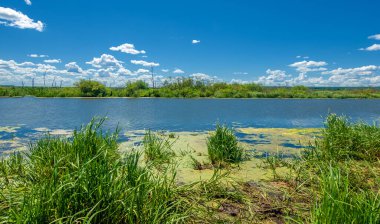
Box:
0 0 380 87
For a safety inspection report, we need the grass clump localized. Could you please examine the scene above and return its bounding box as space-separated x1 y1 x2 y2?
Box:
300 114 380 223
314 114 380 161
143 130 175 165
311 163 380 224
0 119 188 224
207 124 244 167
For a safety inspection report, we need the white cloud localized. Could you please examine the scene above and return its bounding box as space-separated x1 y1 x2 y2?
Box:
360 44 380 51
86 54 123 68
190 73 219 82
115 67 132 76
289 60 328 74
28 54 48 58
173 68 184 74
192 40 200 44
44 59 61 64
161 69 169 73
368 34 380 40
289 60 327 68
65 62 83 73
0 7 44 31
257 69 291 86
135 68 150 74
109 43 146 55
322 65 379 76
24 0 32 5
130 60 159 67
230 79 249 84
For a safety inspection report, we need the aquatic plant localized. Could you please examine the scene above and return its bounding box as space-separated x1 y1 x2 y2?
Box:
207 124 244 167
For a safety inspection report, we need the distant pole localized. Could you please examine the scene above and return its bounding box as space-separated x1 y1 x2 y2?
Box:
52 77 56 87
22 81 24 88
43 70 47 87
32 78 35 88
60 80 63 88
151 66 154 88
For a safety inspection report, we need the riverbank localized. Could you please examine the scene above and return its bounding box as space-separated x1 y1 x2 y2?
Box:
2 80 380 99
1 117 379 223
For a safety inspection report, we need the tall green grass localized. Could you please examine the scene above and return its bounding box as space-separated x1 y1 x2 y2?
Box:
311 163 380 224
314 114 380 161
304 114 380 223
207 124 244 167
143 130 175 165
0 119 188 223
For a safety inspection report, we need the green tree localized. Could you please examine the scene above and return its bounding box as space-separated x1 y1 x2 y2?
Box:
75 79 107 97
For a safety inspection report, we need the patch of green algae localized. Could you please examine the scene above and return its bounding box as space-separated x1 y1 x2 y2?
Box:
119 128 320 184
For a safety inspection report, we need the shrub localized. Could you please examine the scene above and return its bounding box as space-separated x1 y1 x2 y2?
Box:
207 124 244 166
75 79 107 97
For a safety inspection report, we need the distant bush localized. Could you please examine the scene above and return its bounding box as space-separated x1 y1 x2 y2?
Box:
207 124 244 167
75 79 107 97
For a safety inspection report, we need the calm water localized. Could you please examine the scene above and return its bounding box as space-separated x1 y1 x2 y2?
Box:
1 98 380 131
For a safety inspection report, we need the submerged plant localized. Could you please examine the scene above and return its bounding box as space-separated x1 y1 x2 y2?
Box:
207 124 244 167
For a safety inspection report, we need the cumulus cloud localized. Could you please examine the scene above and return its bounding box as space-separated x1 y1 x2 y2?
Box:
173 68 184 74
44 59 61 64
135 68 150 74
322 65 379 76
24 0 32 5
192 40 200 44
86 54 123 68
368 34 380 40
289 60 328 74
65 62 83 73
190 73 219 83
130 60 159 67
230 79 249 84
0 7 44 31
109 43 146 55
257 69 291 86
161 69 169 73
360 44 380 51
289 60 327 68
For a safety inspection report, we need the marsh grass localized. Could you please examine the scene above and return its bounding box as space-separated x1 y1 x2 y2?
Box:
298 114 380 223
207 124 244 167
143 130 176 165
314 114 380 161
311 162 380 224
0 119 189 223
